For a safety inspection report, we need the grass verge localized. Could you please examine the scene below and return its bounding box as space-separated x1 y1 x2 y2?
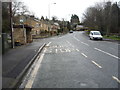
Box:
103 35 120 40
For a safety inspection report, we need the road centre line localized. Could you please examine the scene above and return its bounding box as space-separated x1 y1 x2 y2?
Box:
92 61 102 68
25 48 47 88
81 42 89 46
94 48 120 60
81 53 87 58
112 76 120 83
73 36 89 46
73 36 80 41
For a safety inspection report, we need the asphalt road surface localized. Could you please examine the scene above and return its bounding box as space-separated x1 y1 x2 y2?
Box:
21 31 120 88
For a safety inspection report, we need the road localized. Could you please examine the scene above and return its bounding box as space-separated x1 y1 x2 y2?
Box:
20 31 120 88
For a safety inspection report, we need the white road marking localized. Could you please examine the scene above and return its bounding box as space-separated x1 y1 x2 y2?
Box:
92 61 102 68
66 41 74 47
25 48 47 88
55 49 58 53
49 51 52 53
112 76 120 83
46 42 51 46
76 49 79 52
81 42 89 46
55 45 58 48
73 36 80 41
81 53 87 58
94 48 120 60
60 49 64 52
65 49 71 52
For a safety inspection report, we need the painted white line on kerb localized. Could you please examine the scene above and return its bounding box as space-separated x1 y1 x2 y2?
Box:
46 42 51 46
94 48 120 60
112 76 120 83
81 42 89 46
81 53 87 58
25 48 47 88
92 61 102 68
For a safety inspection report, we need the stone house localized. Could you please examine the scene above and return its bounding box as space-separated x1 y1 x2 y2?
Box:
24 16 49 36
13 15 59 41
51 22 60 35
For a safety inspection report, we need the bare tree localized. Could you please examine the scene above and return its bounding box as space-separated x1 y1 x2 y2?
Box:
12 1 30 24
12 2 29 16
83 1 120 35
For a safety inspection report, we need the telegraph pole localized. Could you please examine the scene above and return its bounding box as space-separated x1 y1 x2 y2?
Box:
9 2 14 48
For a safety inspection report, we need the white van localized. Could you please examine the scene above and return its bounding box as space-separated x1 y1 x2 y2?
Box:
89 31 103 40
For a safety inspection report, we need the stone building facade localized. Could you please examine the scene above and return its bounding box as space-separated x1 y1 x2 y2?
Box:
13 25 33 45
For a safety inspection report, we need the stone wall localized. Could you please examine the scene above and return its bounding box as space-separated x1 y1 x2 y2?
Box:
13 28 26 45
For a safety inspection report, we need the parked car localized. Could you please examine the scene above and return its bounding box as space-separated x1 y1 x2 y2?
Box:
69 30 73 33
89 31 103 40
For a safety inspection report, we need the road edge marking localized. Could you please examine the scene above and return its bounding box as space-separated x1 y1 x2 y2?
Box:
25 48 47 88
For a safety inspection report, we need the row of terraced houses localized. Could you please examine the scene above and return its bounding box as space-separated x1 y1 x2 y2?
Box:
13 15 60 45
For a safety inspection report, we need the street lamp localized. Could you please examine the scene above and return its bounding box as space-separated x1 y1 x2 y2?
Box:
48 3 56 20
48 3 56 35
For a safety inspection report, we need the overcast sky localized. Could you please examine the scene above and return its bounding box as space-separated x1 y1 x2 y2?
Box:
21 0 119 22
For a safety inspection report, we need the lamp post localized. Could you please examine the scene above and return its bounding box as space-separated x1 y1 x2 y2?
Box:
48 3 56 20
9 2 14 48
48 3 56 36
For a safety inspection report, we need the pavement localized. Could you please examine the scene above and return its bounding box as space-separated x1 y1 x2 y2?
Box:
19 31 120 88
2 40 46 88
